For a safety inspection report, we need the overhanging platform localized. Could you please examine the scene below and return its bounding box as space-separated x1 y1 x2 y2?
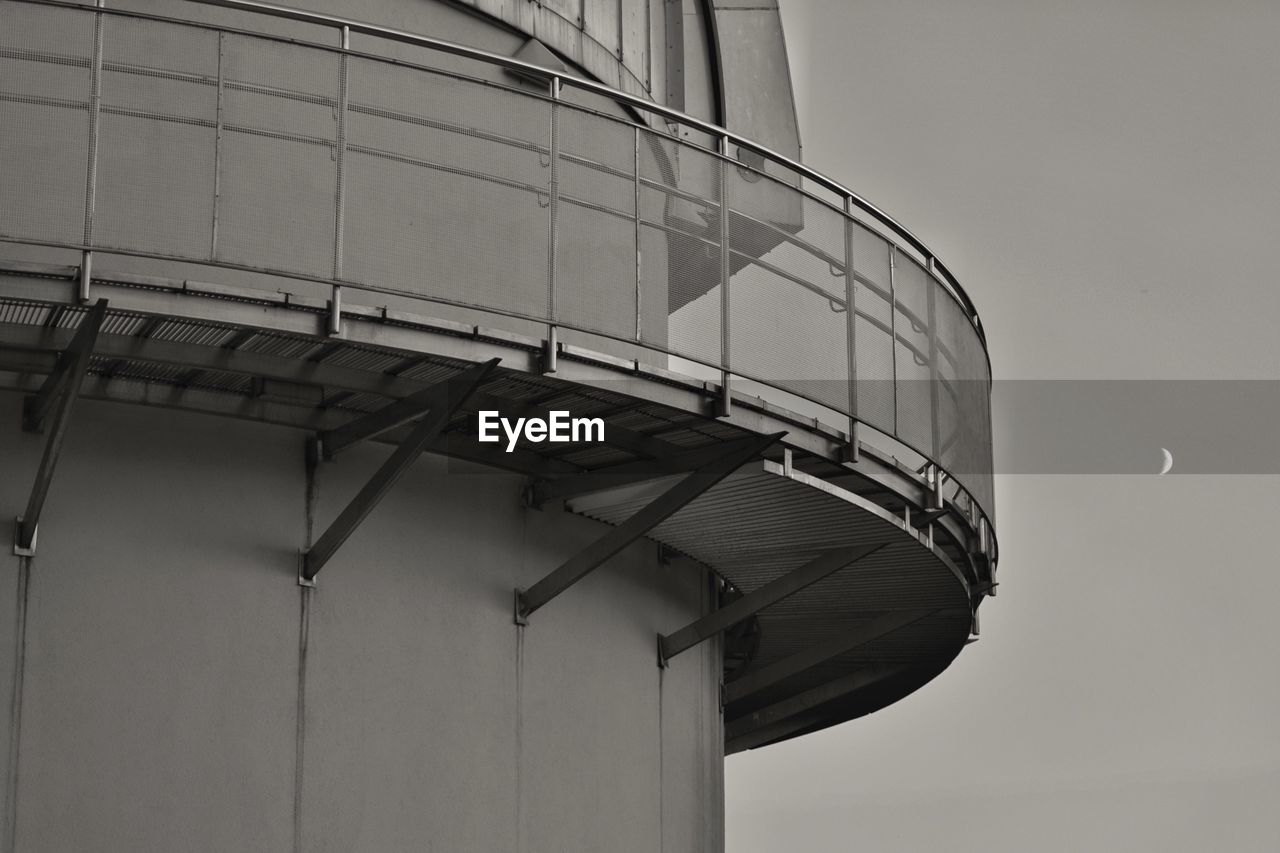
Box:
567 459 973 751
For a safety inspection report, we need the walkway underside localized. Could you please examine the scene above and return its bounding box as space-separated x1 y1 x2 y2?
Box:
0 260 985 750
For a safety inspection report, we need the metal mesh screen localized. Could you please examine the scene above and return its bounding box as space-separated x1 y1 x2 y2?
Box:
554 104 638 342
850 224 896 434
343 58 550 320
95 16 218 258
638 130 722 368
893 253 936 459
934 285 994 516
728 171 849 413
216 33 338 277
0 1 94 244
0 0 996 522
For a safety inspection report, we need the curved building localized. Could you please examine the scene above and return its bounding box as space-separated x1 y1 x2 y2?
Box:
0 1 998 850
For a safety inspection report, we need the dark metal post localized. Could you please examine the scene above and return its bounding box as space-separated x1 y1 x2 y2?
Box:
210 30 225 261
717 134 732 417
82 1 106 248
547 75 561 321
634 125 643 342
888 244 899 434
926 257 942 463
329 25 350 337
843 195 859 462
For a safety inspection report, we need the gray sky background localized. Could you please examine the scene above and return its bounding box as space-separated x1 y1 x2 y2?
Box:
725 2 1280 850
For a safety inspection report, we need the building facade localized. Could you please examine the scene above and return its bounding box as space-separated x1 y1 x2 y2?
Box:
0 1 997 850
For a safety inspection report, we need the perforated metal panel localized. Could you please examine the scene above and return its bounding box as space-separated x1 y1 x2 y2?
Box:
728 171 849 413
0 0 996 523
95 16 218 258
217 33 339 277
343 58 551 319
638 129 723 367
0 1 94 244
554 104 638 341
934 283 994 515
892 253 936 457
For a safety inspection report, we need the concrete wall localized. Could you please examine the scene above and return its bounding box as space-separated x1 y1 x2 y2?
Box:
0 393 723 852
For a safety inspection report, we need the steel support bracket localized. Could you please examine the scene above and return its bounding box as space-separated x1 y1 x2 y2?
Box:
657 541 888 663
14 299 108 554
318 357 501 458
22 298 108 434
301 358 499 581
529 434 771 508
515 431 785 622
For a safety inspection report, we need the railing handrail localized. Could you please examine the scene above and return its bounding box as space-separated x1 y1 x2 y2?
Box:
28 0 986 345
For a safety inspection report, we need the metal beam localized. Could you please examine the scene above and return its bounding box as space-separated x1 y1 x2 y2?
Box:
22 300 108 432
724 664 908 752
0 366 581 480
15 299 108 553
0 349 58 376
658 542 888 663
0 323 425 400
319 358 500 457
528 436 764 506
723 608 936 704
516 431 785 621
301 358 498 580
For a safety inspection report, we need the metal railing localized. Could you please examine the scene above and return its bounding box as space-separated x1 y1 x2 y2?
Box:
0 0 995 521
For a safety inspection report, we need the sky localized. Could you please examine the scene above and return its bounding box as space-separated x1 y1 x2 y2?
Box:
725 2 1280 850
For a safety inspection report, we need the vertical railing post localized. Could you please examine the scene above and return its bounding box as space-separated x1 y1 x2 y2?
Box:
888 244 899 435
329 24 350 337
78 251 92 304
548 75 561 324
81 0 106 267
78 1 107 304
210 30 225 261
541 75 562 375
842 195 859 462
925 255 942 463
634 125 642 342
717 134 731 418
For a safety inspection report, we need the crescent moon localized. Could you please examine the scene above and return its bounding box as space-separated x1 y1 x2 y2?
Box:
1159 448 1173 475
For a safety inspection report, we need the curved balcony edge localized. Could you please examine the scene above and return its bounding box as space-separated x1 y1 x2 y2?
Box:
0 256 993 747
